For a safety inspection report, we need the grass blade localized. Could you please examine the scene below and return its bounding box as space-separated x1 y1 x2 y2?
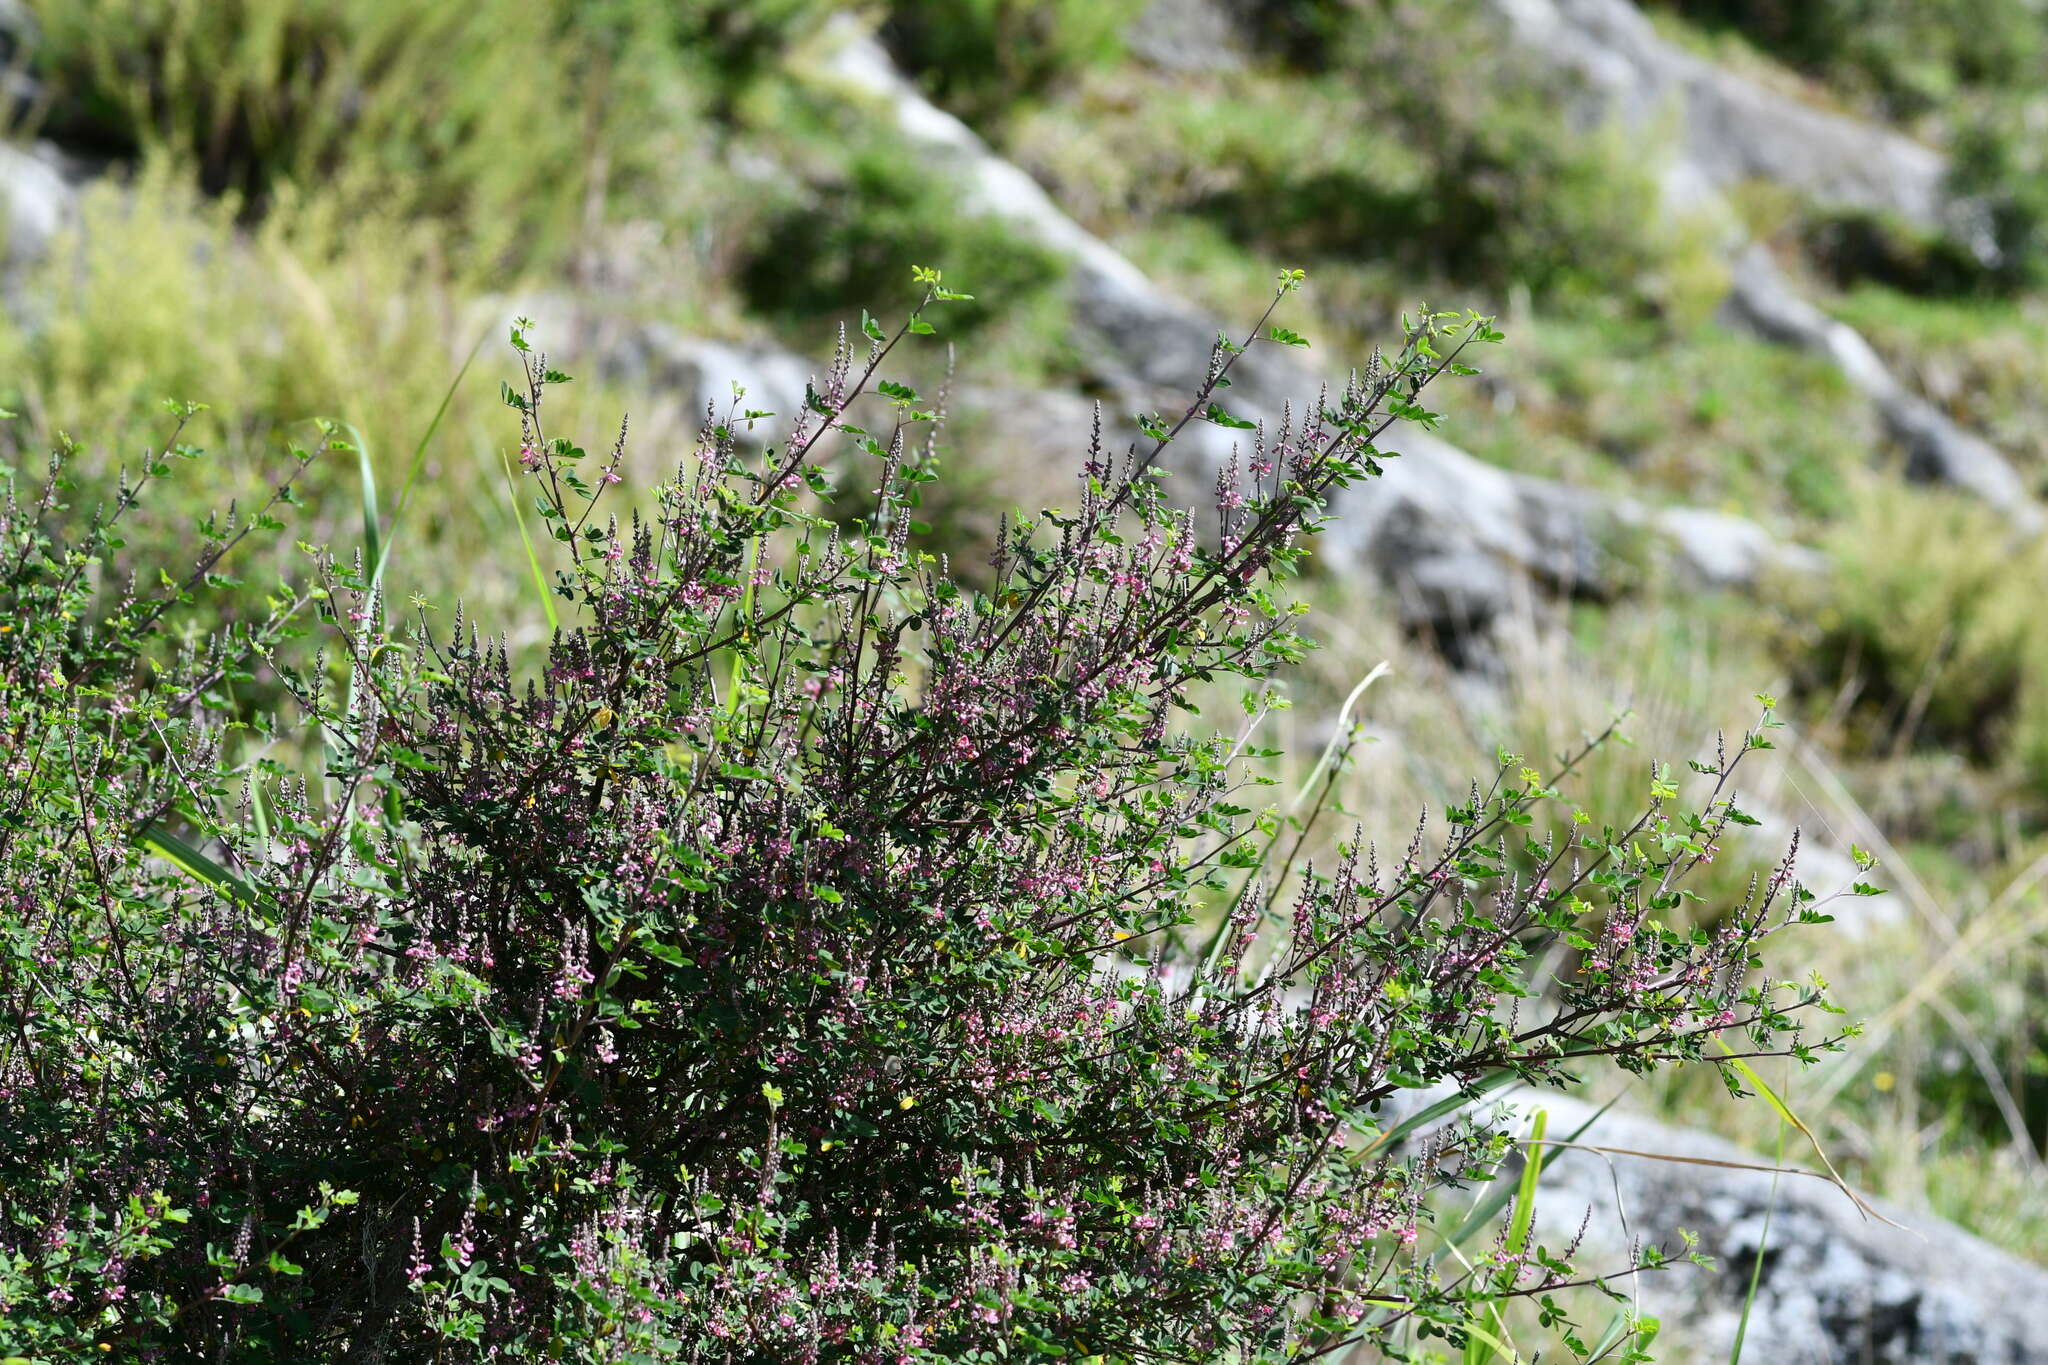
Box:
1712 1034 1904 1229
1506 1107 1547 1254
1290 660 1390 809
1586 1306 1633 1360
139 822 268 911
341 420 381 585
1458 1318 1518 1363
1524 1138 1849 1183
376 324 491 589
1729 1121 1785 1363
497 445 559 633
1448 1094 1616 1247
1357 1069 1525 1158
1464 1108 1548 1365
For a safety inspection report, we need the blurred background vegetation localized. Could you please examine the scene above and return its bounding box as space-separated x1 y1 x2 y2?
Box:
4 0 2046 1289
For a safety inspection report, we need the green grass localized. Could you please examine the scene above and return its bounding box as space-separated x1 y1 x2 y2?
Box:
1447 313 1866 523
26 0 797 282
1773 480 2048 802
0 164 704 630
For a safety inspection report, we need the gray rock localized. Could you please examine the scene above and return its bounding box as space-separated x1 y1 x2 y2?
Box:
1477 1091 2048 1363
465 294 822 451
1652 504 1828 589
1124 0 1249 73
814 17 1169 323
1487 0 1955 236
608 325 817 448
0 141 73 286
1126 977 2024 1361
0 0 33 52
1723 247 2042 530
1489 0 2041 528
0 1 35 125
1324 425 1608 633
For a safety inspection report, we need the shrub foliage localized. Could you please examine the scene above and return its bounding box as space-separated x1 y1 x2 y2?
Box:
0 282 1848 1361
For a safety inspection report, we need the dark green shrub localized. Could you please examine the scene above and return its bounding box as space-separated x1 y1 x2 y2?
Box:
1780 484 2039 766
0 287 1849 1360
879 0 1143 127
1009 3 1694 312
1949 97 2048 293
1799 209 1990 297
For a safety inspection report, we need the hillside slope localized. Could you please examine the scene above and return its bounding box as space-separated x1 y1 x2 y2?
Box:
3 0 2046 1355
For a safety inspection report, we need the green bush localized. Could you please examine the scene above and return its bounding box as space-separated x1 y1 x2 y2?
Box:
738 137 1072 355
1782 483 2045 772
0 287 1849 1360
1948 96 2048 293
1797 98 2048 295
0 167 665 629
878 0 1143 128
1648 0 2048 290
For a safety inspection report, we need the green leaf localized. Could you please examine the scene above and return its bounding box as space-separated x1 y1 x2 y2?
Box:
338 421 381 589
374 324 490 590
1729 1122 1785 1364
1507 1109 1547 1255
140 823 269 909
495 447 559 633
1356 1069 1524 1157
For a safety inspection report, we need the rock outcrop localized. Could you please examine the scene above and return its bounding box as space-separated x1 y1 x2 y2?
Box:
0 141 73 280
595 324 820 450
1444 1089 2048 1363
1723 246 2043 528
807 14 1815 645
1485 0 1963 242
1122 0 1250 74
1651 503 1828 590
1485 0 2042 528
0 0 38 128
0 1 73 285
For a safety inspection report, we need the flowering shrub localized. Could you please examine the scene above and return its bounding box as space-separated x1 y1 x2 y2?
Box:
0 278 1852 1361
